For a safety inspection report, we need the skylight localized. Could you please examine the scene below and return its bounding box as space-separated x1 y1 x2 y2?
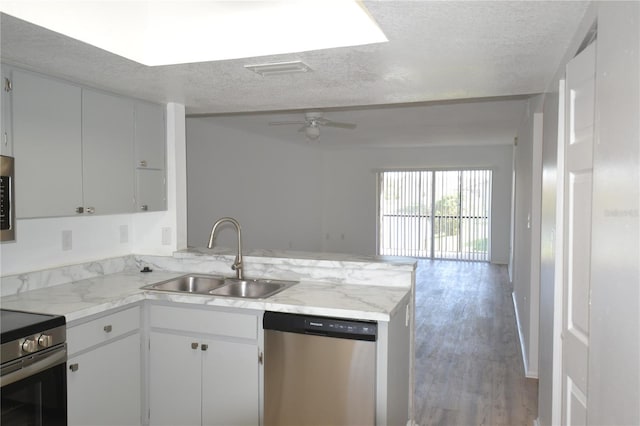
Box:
0 0 388 66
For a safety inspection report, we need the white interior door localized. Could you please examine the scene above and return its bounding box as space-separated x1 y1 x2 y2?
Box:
561 40 596 425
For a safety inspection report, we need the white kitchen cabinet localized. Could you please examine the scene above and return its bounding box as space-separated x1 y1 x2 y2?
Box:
202 338 260 425
148 303 261 426
82 89 135 215
67 306 142 426
12 68 84 218
68 333 141 426
134 101 165 170
1 65 13 156
134 101 166 212
10 66 166 218
149 331 202 426
136 169 166 212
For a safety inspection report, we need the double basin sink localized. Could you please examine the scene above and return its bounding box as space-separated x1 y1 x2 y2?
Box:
142 274 297 299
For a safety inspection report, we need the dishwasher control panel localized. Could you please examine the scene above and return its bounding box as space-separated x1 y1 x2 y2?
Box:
306 318 376 338
264 311 377 341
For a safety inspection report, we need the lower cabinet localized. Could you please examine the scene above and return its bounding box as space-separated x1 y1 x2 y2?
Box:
148 304 261 426
66 306 141 426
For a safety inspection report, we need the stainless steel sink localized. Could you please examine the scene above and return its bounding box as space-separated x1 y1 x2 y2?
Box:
208 278 297 299
142 275 297 299
142 274 227 295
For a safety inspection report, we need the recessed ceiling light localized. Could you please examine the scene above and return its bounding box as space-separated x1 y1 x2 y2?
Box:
0 1 388 67
245 61 312 77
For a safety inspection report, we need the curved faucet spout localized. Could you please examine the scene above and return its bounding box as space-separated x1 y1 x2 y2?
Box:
208 217 243 279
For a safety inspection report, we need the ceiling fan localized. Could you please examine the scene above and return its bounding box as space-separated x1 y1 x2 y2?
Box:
269 111 356 140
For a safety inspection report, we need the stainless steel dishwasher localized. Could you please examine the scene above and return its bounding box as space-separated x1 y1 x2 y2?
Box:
263 311 377 426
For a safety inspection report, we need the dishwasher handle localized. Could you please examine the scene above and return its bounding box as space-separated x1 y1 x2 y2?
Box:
263 311 377 342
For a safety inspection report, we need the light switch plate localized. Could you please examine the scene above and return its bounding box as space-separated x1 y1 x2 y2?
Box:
62 230 72 251
161 227 171 245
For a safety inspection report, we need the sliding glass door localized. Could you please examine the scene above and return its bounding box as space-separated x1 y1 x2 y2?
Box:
378 169 492 261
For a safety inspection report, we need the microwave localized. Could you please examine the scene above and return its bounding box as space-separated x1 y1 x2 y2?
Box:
0 155 15 242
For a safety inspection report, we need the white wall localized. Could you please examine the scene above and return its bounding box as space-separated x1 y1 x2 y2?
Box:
0 104 185 276
512 95 544 378
588 2 639 424
185 117 324 252
320 145 513 262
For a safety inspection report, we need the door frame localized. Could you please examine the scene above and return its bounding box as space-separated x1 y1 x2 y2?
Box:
552 78 566 425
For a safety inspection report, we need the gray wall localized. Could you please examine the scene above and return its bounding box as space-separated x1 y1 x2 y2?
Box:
186 117 324 252
186 118 513 263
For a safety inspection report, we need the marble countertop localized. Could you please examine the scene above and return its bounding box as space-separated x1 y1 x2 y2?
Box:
0 269 411 323
177 247 417 270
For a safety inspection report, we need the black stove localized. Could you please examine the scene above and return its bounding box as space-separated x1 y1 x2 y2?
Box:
1 309 67 426
1 309 66 365
1 309 66 343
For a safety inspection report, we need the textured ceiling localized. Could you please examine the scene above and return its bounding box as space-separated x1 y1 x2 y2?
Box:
0 1 589 147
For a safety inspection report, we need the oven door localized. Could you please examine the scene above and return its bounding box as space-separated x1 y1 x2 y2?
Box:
1 345 67 426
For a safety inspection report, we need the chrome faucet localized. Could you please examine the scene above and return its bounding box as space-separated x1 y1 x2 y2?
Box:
208 217 244 280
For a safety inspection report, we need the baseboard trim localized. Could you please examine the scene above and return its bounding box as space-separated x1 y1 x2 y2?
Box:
512 291 538 378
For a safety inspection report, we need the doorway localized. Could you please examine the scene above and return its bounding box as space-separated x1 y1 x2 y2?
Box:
377 169 492 261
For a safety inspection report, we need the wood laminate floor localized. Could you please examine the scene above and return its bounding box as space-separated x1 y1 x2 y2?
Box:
413 259 538 426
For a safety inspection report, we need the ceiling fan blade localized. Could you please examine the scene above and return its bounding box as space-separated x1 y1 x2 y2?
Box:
268 121 306 126
322 121 357 129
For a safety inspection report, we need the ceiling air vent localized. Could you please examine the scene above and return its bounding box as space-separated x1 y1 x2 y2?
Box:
244 60 312 77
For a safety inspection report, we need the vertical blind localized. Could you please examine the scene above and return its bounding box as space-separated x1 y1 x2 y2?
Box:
378 169 492 261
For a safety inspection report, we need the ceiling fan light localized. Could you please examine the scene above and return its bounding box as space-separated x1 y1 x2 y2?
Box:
306 126 320 140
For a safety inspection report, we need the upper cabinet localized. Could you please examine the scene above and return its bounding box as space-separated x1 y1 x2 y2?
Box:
82 89 135 215
134 101 166 212
135 101 165 170
12 69 84 218
1 66 13 156
9 67 166 218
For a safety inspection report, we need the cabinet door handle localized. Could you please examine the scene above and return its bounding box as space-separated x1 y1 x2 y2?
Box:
191 342 199 350
139 160 148 167
103 325 112 333
75 207 84 214
86 207 95 214
258 352 263 365
140 204 148 211
69 363 79 372
201 344 208 351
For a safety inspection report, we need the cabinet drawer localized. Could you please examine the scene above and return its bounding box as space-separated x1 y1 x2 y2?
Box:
68 306 140 355
150 305 258 340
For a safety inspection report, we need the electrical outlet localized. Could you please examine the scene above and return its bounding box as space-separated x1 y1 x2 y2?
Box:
62 230 72 251
119 225 128 244
161 227 171 245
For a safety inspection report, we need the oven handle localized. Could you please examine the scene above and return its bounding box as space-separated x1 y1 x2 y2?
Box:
0 346 67 388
